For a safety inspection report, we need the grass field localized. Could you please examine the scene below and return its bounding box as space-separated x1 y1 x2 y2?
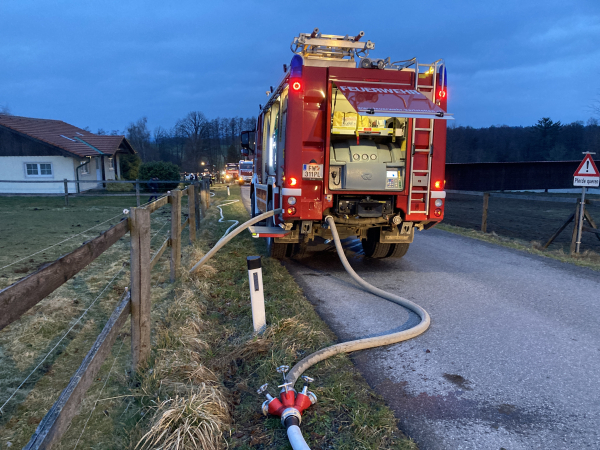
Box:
0 193 188 448
443 192 600 253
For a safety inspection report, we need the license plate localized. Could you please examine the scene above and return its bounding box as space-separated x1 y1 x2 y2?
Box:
302 164 323 179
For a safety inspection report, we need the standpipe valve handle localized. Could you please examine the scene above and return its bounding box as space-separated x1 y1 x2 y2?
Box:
276 365 290 382
257 383 273 400
278 381 293 394
300 375 314 395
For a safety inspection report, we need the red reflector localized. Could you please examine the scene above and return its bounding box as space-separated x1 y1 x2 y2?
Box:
289 177 297 186
292 81 302 91
434 180 442 189
434 208 442 217
287 207 297 215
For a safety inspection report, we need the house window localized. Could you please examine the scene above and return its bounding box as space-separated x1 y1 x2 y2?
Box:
25 163 53 177
108 157 114 170
80 161 90 175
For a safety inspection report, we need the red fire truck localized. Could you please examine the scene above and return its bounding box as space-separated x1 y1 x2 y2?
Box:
224 163 240 184
241 29 452 259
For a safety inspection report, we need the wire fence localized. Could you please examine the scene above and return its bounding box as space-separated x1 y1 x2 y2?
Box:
0 181 212 449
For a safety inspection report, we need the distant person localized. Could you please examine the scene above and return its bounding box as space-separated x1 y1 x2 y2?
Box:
189 173 196 181
184 172 189 181
148 176 159 202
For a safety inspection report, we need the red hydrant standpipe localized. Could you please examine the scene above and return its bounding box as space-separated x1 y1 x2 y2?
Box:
258 367 316 448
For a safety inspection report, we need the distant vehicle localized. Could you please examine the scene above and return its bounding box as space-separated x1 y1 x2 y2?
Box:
224 163 239 184
241 29 452 259
239 160 253 184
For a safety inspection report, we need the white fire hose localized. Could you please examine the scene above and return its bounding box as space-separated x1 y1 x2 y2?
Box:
189 210 430 450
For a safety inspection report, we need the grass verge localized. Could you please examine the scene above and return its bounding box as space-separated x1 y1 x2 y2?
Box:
125 184 417 449
437 222 600 271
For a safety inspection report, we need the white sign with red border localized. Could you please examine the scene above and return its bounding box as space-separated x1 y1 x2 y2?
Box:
573 154 599 187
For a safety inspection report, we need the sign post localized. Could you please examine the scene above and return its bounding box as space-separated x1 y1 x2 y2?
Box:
573 152 599 253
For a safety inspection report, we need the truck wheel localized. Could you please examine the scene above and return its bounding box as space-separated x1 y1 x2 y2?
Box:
361 228 391 258
387 243 410 258
266 201 289 259
291 241 308 259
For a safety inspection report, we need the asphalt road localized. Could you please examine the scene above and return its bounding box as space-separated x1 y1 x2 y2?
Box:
240 187 600 449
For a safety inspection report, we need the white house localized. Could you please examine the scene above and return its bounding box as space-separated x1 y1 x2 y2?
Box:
0 114 136 194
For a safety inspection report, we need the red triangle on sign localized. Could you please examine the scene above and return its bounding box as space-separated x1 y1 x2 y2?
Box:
574 154 599 177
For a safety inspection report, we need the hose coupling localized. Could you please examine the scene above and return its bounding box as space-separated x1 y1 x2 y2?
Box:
280 407 302 427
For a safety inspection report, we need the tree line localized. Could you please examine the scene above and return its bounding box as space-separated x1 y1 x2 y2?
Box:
97 112 256 174
447 117 600 163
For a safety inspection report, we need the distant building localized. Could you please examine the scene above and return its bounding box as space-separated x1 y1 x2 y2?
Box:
0 114 135 194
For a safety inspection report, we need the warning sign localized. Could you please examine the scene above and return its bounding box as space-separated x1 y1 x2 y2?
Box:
573 154 599 187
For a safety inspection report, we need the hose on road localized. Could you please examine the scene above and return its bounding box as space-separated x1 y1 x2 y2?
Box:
285 215 430 385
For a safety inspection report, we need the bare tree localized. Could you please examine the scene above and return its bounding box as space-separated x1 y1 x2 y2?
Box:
178 111 207 168
126 117 153 161
0 104 11 115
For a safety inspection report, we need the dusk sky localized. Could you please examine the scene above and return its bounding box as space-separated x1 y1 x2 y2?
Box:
1 0 599 134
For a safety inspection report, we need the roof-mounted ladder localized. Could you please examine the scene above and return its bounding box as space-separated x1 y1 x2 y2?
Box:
291 28 374 62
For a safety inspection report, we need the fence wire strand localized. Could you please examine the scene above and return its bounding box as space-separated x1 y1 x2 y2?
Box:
0 212 126 272
0 265 127 414
73 336 126 450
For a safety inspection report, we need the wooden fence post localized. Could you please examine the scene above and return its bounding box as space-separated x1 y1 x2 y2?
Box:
130 207 151 370
63 179 69 206
188 184 196 243
481 192 489 233
135 180 141 207
570 201 581 254
170 190 182 282
194 183 200 230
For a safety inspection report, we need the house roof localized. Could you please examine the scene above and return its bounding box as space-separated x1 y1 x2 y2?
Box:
0 114 135 158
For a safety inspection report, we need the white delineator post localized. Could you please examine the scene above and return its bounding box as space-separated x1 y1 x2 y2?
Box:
247 256 266 334
227 185 231 196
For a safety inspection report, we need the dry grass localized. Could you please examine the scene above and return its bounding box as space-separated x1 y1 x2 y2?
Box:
438 223 600 271
137 385 229 450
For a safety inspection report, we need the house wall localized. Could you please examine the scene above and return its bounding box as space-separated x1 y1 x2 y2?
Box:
0 156 77 193
73 157 97 192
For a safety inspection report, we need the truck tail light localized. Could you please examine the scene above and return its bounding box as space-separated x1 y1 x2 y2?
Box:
437 89 446 99
433 180 442 189
287 207 297 215
292 80 302 91
287 196 297 205
289 177 298 186
434 208 442 217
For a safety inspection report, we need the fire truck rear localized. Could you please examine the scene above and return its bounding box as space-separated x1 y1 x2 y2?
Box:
241 29 452 259
239 160 253 184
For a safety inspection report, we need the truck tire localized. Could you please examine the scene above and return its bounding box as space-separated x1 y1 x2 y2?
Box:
387 243 410 258
266 201 289 259
361 228 391 258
